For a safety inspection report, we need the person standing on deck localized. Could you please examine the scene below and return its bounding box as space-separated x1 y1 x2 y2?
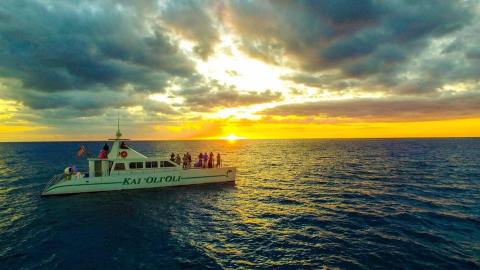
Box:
182 154 188 169
196 154 202 168
120 141 128 149
170 153 175 162
208 152 214 168
175 154 181 165
216 153 221 168
186 152 192 168
198 153 203 167
102 143 109 154
98 149 107 159
98 143 109 159
203 153 208 168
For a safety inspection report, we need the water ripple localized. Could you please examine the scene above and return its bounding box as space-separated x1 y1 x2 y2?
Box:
0 139 479 269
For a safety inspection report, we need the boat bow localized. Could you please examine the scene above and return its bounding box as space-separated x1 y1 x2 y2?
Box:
42 174 65 195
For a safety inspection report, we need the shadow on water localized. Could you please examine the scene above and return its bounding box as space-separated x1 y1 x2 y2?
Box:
4 181 236 270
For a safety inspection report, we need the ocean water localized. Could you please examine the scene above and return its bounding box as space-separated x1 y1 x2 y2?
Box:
0 139 479 269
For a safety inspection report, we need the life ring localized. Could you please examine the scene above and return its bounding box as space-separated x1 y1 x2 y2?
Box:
119 151 128 158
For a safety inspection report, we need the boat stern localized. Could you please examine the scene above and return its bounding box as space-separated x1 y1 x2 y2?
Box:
225 167 236 182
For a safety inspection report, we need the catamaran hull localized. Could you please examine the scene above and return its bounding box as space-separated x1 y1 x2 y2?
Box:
42 167 236 196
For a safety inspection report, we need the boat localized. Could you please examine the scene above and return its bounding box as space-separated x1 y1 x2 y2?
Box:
41 123 236 196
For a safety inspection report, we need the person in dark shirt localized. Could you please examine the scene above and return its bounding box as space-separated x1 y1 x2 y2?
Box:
186 152 192 168
216 153 221 168
208 152 214 168
120 142 128 149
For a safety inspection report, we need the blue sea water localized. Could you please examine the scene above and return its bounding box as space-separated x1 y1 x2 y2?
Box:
0 139 479 269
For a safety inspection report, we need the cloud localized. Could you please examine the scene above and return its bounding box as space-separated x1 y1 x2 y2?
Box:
280 72 358 92
143 100 179 115
160 122 223 139
261 91 480 121
0 0 195 94
171 80 283 111
216 0 480 101
161 0 219 59
221 0 474 79
0 77 143 112
0 0 202 131
1 0 480 140
181 88 283 112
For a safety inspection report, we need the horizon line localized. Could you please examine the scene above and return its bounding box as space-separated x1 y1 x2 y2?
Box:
1 136 479 143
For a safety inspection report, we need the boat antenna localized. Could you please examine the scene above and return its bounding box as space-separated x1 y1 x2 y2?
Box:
115 112 122 140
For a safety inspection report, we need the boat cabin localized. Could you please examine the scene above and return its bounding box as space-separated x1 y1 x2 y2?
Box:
87 138 179 178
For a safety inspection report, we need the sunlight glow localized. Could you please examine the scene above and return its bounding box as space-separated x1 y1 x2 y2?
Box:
0 99 19 120
208 103 277 120
149 93 184 104
222 134 245 141
195 35 289 92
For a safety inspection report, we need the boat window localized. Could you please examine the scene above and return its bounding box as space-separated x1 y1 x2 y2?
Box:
129 162 144 169
146 161 158 168
94 160 102 177
163 161 176 167
114 163 125 170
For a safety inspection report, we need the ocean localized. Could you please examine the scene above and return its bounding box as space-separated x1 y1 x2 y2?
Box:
0 139 479 269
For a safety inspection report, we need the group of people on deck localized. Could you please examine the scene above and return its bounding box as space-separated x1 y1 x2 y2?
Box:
96 142 222 169
170 152 222 169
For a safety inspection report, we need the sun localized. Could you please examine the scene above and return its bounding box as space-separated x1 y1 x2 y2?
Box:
222 134 245 141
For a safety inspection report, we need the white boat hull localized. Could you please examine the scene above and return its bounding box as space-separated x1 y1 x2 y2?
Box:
42 167 236 196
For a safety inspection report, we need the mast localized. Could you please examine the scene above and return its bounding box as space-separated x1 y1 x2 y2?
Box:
115 112 122 140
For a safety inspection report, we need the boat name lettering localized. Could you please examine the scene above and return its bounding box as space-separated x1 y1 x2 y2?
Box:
122 175 181 185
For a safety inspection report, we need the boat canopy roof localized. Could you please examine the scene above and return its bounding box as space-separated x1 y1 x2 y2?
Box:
93 120 148 161
108 139 147 160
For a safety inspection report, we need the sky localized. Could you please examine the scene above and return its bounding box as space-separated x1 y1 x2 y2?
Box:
1 0 480 141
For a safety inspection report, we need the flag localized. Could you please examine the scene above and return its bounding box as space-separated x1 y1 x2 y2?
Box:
77 145 87 158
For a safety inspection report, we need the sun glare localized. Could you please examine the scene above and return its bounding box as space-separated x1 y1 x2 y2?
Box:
222 134 245 141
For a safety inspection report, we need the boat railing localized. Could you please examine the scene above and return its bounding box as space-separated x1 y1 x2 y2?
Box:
42 173 65 193
108 163 229 176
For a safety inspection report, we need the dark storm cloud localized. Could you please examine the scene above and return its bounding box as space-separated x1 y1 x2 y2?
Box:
221 0 473 79
1 86 142 113
215 0 480 100
176 85 211 97
0 0 194 94
171 79 283 111
180 88 282 112
281 72 359 92
281 73 330 89
143 100 179 115
261 92 480 121
161 0 219 59
387 17 480 96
